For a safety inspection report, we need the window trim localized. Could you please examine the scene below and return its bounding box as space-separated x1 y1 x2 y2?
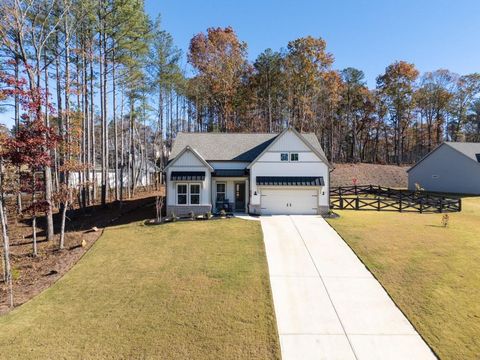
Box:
176 182 201 205
189 183 201 205
216 182 226 202
176 183 188 205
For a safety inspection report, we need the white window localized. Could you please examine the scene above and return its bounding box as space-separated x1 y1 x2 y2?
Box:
280 153 289 161
190 184 200 205
216 183 226 202
177 184 187 205
290 153 299 161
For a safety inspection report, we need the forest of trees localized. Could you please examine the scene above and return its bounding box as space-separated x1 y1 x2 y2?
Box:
0 0 480 305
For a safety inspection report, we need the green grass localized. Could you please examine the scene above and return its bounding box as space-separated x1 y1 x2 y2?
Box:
327 197 480 360
0 219 280 359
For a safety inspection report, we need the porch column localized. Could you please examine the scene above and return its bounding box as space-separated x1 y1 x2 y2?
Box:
245 179 249 213
211 178 216 210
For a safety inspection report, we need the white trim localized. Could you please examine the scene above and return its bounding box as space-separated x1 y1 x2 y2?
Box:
164 145 214 171
215 182 226 202
176 182 202 205
176 183 188 205
189 183 201 205
246 128 332 169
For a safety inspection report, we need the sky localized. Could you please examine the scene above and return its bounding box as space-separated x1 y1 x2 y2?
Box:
146 0 480 87
2 0 479 128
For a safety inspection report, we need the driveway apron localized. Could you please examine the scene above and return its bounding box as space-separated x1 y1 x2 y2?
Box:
261 215 436 360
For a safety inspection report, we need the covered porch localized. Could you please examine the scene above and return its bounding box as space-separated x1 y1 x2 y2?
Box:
211 169 249 213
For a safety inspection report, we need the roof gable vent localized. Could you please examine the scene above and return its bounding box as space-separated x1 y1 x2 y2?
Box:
476 153 480 163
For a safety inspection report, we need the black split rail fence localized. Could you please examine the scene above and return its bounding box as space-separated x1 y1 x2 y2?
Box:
330 185 461 213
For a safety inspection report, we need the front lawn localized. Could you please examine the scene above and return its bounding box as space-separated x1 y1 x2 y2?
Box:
0 218 280 359
327 197 480 360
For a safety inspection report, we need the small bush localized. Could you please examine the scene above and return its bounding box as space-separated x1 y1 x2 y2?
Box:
219 209 226 217
171 212 178 222
205 211 212 220
188 211 195 220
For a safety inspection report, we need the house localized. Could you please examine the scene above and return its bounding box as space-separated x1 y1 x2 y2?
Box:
70 161 158 189
408 142 480 195
164 128 332 216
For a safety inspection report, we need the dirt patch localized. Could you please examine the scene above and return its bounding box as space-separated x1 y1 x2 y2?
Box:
331 163 409 188
0 189 163 314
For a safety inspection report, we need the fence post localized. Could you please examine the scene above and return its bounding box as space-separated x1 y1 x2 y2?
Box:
340 197 344 209
439 198 444 213
377 199 380 211
399 193 402 212
419 200 423 214
458 198 462 212
354 185 358 196
355 197 359 210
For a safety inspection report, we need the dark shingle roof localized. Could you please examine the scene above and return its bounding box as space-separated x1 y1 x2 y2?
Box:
169 132 328 162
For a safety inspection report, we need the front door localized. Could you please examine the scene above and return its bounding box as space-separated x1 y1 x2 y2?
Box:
234 183 246 211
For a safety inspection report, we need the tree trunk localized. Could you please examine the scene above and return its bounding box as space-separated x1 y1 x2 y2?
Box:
44 49 54 242
0 199 13 308
59 199 68 250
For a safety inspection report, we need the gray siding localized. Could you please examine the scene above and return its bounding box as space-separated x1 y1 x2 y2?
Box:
408 144 480 194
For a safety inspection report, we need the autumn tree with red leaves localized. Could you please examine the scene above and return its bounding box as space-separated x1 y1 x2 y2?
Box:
1 71 59 256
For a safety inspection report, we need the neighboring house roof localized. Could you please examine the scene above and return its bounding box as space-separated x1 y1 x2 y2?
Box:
446 142 480 162
407 142 480 173
168 131 329 163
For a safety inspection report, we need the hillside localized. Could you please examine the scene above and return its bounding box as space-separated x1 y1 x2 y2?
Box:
331 163 409 188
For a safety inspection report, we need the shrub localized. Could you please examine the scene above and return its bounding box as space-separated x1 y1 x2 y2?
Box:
219 209 226 217
188 211 195 220
171 212 178 222
205 211 212 220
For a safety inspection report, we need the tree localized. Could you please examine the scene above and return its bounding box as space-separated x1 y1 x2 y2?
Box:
1 70 58 256
449 73 480 141
148 16 182 178
188 26 249 131
251 49 285 132
0 0 69 241
340 67 368 162
377 61 419 164
284 36 334 131
415 70 454 154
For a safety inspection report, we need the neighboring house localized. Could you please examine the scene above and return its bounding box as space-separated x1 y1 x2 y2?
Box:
408 142 480 194
164 128 332 216
70 161 158 188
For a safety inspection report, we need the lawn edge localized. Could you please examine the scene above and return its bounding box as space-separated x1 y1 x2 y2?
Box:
324 217 440 360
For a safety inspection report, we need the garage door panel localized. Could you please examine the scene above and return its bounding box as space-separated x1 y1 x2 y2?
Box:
261 188 318 215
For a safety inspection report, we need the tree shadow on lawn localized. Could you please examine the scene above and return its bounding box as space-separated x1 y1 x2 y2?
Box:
20 196 157 235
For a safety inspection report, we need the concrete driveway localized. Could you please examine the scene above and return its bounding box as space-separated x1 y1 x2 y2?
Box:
261 215 436 360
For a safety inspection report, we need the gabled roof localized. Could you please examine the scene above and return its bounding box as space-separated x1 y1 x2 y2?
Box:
445 142 480 162
164 145 214 171
246 128 332 169
407 141 480 172
169 131 329 164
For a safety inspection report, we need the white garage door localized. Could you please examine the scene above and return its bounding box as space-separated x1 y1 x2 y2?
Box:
260 188 318 215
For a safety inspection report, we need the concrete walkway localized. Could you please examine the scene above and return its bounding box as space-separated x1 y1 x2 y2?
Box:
261 215 436 360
